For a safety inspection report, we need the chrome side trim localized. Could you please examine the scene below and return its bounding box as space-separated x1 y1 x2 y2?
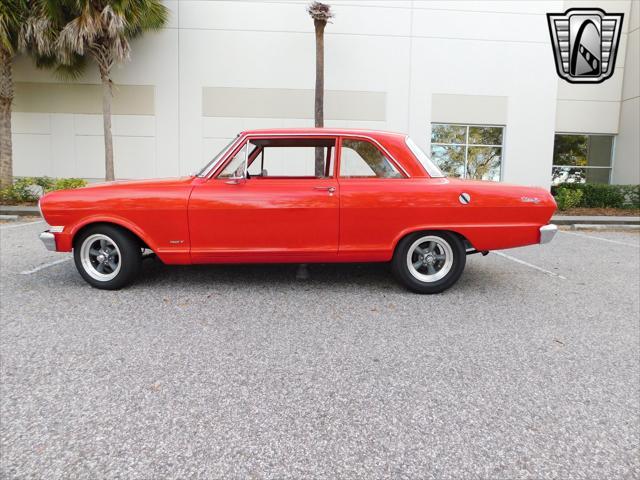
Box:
39 231 56 251
539 224 558 244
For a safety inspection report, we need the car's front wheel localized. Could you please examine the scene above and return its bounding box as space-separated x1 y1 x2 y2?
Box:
392 231 466 294
73 225 142 290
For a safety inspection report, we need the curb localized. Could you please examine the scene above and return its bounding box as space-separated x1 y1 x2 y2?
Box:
0 206 40 216
0 214 19 222
553 215 640 225
570 224 640 231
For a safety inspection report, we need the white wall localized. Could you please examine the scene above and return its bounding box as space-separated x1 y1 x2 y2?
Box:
612 0 640 184
13 0 635 188
555 0 639 185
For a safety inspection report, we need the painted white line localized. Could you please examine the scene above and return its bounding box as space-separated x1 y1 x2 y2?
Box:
560 230 639 248
493 251 567 280
20 258 72 275
0 220 44 230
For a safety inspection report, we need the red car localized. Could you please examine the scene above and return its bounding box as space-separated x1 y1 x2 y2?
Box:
39 129 557 293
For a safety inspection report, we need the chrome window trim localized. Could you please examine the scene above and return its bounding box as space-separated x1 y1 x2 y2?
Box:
203 132 411 180
197 136 243 178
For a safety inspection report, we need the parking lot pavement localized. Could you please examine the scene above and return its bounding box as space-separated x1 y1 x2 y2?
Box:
1 221 638 480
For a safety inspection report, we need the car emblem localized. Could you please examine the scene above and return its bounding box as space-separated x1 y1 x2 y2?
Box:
521 196 541 204
547 8 623 84
459 193 471 205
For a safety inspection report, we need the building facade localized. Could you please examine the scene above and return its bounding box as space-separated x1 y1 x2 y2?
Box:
11 0 640 188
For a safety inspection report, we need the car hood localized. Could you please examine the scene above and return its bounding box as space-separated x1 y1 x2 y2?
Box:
39 176 197 220
73 176 196 191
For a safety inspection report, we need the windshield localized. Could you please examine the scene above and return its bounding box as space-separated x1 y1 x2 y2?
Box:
196 137 238 177
405 136 445 178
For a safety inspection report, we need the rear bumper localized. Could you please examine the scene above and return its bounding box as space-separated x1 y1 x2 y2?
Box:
539 224 558 244
39 231 57 251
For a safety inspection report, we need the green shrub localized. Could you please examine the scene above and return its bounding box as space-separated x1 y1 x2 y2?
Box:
0 177 87 204
52 178 87 191
581 184 624 208
617 185 640 209
551 183 639 209
556 187 584 211
32 176 55 192
0 177 39 203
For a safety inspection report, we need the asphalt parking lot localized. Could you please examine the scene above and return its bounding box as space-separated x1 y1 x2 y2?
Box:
1 220 638 479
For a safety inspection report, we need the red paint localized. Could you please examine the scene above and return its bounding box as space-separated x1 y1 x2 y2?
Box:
39 129 556 264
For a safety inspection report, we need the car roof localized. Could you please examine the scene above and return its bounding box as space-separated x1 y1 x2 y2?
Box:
240 128 408 140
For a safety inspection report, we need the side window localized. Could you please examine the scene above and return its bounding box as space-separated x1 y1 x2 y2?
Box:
339 139 403 178
245 138 335 178
218 142 249 178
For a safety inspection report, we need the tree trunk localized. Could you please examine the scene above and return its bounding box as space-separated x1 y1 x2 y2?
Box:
314 19 326 177
0 49 14 190
100 70 115 181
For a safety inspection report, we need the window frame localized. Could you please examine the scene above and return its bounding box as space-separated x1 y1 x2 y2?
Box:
212 135 340 180
206 133 410 181
430 123 505 181
551 132 614 185
336 136 408 179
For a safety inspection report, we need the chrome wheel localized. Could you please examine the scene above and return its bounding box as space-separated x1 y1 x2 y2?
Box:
80 233 121 282
406 235 454 283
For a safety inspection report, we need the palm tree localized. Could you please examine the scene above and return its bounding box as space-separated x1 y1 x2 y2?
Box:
0 1 29 189
54 0 168 181
307 1 332 177
1 1 82 189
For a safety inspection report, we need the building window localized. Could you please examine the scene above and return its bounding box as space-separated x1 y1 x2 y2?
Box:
430 124 504 181
552 134 613 185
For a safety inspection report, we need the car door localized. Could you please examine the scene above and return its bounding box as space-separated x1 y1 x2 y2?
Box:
337 136 417 261
188 136 339 263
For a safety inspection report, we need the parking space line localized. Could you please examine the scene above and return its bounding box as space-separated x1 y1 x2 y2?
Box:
20 258 72 275
493 251 567 280
560 230 639 248
0 220 44 230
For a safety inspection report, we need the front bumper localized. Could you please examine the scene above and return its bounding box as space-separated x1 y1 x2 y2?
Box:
39 231 57 251
539 224 558 244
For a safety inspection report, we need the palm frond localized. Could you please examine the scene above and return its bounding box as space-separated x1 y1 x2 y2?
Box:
124 0 168 37
307 1 333 23
53 53 87 80
0 0 29 54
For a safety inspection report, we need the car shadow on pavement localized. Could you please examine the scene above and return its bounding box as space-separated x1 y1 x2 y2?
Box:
126 256 503 293
136 258 399 291
17 253 504 294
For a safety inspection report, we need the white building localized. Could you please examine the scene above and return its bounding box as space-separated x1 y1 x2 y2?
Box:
11 0 640 188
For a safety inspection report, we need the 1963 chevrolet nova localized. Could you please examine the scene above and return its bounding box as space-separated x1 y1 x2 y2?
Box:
38 129 557 293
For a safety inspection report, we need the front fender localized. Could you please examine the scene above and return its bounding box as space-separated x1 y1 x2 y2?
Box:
55 214 160 253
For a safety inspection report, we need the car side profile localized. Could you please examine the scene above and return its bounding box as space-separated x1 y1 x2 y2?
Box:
38 129 557 293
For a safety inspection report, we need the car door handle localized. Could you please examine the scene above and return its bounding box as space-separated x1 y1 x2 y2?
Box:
314 186 336 193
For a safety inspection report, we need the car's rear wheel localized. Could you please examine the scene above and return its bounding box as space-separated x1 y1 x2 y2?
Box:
392 231 466 294
73 225 142 290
